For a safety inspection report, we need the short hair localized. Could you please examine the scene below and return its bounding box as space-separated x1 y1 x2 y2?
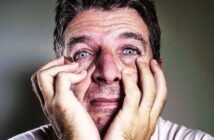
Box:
54 0 161 61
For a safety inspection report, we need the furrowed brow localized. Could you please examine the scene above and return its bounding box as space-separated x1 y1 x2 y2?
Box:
119 32 146 45
66 35 91 47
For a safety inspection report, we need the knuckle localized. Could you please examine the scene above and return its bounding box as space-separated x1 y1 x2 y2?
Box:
150 87 156 95
56 72 67 81
37 70 49 84
57 72 65 79
39 70 47 79
160 95 167 105
159 86 168 97
139 62 148 71
149 92 156 101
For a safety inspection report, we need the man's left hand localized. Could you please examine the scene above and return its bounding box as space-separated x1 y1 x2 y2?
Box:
104 58 168 140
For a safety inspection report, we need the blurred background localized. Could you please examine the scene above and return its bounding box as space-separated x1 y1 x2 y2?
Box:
0 0 213 139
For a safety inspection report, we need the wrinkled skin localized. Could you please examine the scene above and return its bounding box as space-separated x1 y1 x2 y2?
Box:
31 8 167 140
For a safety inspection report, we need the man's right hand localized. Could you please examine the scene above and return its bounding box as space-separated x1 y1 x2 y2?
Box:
31 57 100 140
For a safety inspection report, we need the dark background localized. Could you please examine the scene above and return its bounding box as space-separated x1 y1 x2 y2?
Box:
0 0 213 139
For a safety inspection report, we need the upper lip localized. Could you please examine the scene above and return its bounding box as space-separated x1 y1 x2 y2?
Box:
91 98 121 104
93 98 120 102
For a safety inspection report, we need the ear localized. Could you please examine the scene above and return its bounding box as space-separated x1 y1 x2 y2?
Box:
158 58 163 69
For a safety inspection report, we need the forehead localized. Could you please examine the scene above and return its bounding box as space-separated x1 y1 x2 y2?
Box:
64 8 149 43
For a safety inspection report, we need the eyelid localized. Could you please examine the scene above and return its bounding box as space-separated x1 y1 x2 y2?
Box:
75 48 94 54
73 48 94 61
121 45 142 55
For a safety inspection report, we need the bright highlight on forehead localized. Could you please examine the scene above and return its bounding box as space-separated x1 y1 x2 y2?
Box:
70 8 141 25
64 8 149 36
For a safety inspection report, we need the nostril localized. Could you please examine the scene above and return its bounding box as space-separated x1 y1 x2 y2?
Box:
113 77 120 82
96 77 106 83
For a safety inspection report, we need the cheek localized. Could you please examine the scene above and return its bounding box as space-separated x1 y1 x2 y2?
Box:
119 52 138 64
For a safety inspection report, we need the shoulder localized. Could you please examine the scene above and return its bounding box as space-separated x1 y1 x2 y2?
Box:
8 124 57 140
151 117 214 140
8 120 214 140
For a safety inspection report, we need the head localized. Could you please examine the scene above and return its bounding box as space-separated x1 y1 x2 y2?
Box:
53 0 161 135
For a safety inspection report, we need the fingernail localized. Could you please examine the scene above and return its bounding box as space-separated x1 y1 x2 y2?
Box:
153 59 158 65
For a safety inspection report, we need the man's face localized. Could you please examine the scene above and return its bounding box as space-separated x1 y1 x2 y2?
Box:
63 8 153 132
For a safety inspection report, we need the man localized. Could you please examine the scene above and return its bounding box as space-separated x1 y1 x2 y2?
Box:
9 0 214 140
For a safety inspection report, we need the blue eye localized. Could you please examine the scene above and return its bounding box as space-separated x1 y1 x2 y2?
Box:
73 50 90 61
122 48 139 55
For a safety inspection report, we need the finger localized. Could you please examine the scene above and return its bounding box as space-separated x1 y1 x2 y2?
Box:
150 60 168 120
31 73 45 106
31 56 64 104
77 66 96 102
31 56 64 101
121 69 141 113
38 56 64 71
137 57 156 114
37 63 79 105
31 73 50 116
54 71 88 109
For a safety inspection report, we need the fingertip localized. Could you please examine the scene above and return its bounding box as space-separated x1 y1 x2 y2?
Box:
136 57 144 65
54 56 65 65
151 59 160 71
80 70 87 75
136 57 148 72
151 59 158 65
122 69 129 75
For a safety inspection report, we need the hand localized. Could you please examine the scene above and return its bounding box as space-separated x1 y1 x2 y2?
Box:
103 58 168 140
31 57 100 140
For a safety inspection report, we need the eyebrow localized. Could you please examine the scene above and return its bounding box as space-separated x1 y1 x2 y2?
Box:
66 32 146 47
66 35 91 47
118 32 146 45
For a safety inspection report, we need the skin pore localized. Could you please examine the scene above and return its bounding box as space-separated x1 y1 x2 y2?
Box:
63 8 154 133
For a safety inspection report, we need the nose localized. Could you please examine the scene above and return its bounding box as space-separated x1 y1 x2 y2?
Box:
92 51 121 85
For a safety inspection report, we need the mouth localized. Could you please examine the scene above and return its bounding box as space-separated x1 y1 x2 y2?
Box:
90 98 121 107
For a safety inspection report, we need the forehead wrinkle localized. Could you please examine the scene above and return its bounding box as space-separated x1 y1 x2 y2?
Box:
66 9 144 33
70 8 138 23
66 35 91 47
68 19 140 34
66 20 146 40
70 16 138 28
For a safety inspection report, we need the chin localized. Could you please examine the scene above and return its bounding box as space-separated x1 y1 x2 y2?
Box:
94 114 116 138
88 106 119 137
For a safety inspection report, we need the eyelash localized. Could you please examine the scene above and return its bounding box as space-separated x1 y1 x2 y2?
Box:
72 46 141 61
73 49 93 61
122 46 141 56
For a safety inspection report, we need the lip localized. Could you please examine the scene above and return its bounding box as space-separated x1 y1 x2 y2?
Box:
91 98 120 106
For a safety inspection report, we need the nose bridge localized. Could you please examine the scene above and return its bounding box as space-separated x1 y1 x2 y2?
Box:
101 51 117 70
93 50 121 84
